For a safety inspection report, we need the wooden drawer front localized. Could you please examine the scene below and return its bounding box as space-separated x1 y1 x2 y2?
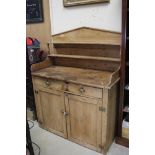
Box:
33 77 64 90
68 83 102 98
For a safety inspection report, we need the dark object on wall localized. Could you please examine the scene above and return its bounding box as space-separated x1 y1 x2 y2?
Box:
27 37 47 64
26 0 44 24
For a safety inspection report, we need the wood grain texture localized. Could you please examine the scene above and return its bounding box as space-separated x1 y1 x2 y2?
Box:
108 67 120 86
105 83 118 152
65 94 102 152
33 77 65 91
30 24 121 154
52 27 121 46
101 88 108 154
54 57 120 72
32 67 120 154
38 89 67 138
49 54 120 62
52 44 120 58
31 58 53 72
101 83 118 154
32 66 119 88
26 0 51 52
68 83 102 98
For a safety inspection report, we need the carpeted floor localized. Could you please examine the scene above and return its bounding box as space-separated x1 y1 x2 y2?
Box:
29 121 129 155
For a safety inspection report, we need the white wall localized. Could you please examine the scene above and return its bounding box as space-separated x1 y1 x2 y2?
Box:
50 0 122 35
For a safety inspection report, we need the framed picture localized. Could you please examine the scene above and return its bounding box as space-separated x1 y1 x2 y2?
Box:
63 0 110 7
26 0 44 24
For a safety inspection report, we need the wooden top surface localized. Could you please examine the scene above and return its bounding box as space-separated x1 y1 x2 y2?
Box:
32 66 119 88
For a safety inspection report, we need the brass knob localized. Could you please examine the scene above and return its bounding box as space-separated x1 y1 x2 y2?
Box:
61 110 69 116
79 87 85 93
45 80 50 86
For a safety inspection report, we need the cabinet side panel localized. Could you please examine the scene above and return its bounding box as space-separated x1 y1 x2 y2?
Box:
102 88 108 153
105 83 118 152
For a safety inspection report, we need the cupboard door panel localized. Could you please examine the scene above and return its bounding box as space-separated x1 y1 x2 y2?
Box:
39 89 67 138
65 94 102 152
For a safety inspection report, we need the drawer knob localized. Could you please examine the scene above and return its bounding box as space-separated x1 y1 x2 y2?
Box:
79 87 85 93
45 81 50 86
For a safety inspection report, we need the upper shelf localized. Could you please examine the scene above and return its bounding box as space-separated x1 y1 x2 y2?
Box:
52 27 121 46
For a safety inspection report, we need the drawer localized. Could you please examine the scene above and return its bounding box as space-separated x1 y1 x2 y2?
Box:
67 83 102 98
33 77 65 91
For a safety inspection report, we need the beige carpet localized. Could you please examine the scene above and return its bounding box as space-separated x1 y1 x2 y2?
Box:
29 121 129 155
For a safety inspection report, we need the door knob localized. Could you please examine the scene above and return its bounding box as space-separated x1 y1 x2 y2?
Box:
79 87 85 93
61 111 69 116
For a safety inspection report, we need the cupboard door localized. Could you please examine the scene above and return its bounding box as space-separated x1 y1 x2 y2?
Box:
38 89 67 138
65 94 102 152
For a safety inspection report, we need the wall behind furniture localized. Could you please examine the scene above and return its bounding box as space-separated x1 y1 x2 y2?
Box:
26 0 51 52
50 0 122 35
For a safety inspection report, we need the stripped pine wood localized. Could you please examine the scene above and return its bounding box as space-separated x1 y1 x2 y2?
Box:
32 66 119 88
31 27 121 154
